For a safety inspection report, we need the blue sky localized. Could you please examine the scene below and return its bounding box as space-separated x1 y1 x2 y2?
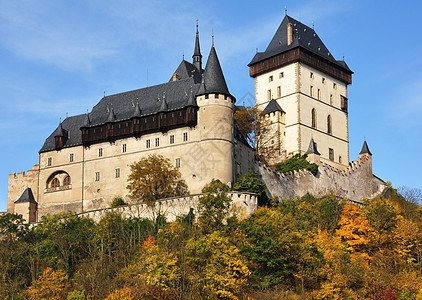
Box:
1 0 421 211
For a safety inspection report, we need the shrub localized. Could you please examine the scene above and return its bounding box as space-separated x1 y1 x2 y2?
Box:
276 154 318 176
111 196 126 208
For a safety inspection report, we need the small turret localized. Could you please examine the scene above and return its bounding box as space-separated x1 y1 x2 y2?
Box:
192 22 202 75
54 122 68 150
305 137 320 164
359 140 372 157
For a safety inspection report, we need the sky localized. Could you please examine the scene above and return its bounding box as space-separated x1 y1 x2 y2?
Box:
1 0 421 211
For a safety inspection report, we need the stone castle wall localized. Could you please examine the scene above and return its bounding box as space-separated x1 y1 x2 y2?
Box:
76 192 258 223
7 164 39 213
258 155 386 203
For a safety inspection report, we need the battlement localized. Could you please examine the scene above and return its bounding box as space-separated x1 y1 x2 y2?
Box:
9 164 39 179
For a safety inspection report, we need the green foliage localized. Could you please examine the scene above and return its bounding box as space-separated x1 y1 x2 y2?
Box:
233 172 269 206
111 196 126 208
275 153 319 176
198 179 232 234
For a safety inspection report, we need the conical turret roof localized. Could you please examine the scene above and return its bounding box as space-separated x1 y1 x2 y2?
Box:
193 26 202 59
15 187 36 204
197 45 231 97
305 137 320 155
159 94 168 112
133 102 142 117
360 140 372 156
186 87 197 107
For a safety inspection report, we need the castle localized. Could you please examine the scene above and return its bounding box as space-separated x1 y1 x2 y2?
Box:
7 15 386 223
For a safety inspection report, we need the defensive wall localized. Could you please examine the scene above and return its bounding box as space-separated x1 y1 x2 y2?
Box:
257 154 386 203
76 192 258 223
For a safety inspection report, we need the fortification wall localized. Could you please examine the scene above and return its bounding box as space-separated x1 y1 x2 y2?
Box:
76 192 258 223
8 165 39 213
258 155 386 203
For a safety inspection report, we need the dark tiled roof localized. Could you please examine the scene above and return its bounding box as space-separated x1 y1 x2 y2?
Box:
169 60 202 84
360 140 372 155
248 15 351 72
305 137 320 155
197 46 232 98
15 187 36 204
40 77 201 153
56 122 67 137
263 99 285 114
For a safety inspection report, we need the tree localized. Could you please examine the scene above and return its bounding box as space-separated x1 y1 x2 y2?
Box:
26 268 70 300
233 172 268 206
198 179 232 233
234 106 279 164
127 154 188 205
275 153 318 176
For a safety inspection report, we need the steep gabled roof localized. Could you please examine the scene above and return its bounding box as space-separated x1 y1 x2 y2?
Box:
248 15 351 72
197 45 232 98
15 187 36 204
263 99 285 114
360 140 372 156
169 60 202 84
305 137 320 155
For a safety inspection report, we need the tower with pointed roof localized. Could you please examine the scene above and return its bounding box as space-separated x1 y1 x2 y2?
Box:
249 15 353 169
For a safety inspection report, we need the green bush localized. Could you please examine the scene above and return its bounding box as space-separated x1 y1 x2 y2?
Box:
275 154 318 176
111 196 126 208
233 172 269 206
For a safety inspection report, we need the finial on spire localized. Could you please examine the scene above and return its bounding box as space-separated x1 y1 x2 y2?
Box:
212 29 215 47
182 50 184 60
196 19 199 33
256 47 258 53
59 117 61 123
284 6 287 15
312 21 315 30
103 91 105 98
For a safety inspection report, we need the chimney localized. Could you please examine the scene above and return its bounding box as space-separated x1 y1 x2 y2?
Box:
287 23 293 46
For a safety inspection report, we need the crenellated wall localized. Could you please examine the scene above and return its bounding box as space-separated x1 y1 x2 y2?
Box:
7 164 39 213
75 192 258 223
258 155 386 203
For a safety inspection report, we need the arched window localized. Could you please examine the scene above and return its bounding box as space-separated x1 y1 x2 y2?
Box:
63 176 71 186
51 178 60 188
327 115 332 135
311 109 316 128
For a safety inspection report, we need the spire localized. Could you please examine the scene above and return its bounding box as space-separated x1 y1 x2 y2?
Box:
192 20 202 73
133 102 142 118
197 44 231 97
359 140 372 156
305 137 320 155
106 107 116 123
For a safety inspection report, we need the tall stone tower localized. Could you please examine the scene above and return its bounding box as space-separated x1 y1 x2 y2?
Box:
248 15 353 169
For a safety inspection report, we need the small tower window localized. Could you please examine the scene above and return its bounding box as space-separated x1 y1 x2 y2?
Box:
333 83 337 89
146 139 151 148
170 135 175 144
175 158 181 168
98 148 103 157
69 154 74 162
322 78 326 84
317 89 321 100
311 108 317 129
95 172 100 181
63 176 71 186
267 89 271 101
327 115 332 135
269 75 273 82
310 72 314 79
115 168 120 178
277 86 281 98
330 94 333 106
310 86 314 97
155 138 160 147
329 148 334 161
183 132 188 142
279 72 284 78
47 157 52 166
51 178 60 188
339 156 342 164
122 144 127 153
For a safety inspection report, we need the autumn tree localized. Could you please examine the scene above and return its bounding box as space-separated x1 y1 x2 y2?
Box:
26 267 70 300
233 172 269 206
127 154 188 205
234 106 280 164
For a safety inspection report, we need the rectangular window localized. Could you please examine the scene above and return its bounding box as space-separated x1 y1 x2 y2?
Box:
279 72 284 78
322 78 326 84
95 172 100 181
170 135 175 144
267 89 271 101
333 83 337 89
318 89 321 100
98 148 103 157
330 94 333 105
155 138 160 147
146 139 151 148
69 154 74 162
310 72 314 79
183 132 188 142
277 86 281 98
310 86 313 97
115 168 120 178
269 75 273 82
329 148 334 161
339 156 342 164
175 158 181 168
341 96 348 112
47 157 52 166
122 144 127 153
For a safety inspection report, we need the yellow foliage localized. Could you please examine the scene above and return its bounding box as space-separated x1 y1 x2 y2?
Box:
104 286 134 300
26 268 70 300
